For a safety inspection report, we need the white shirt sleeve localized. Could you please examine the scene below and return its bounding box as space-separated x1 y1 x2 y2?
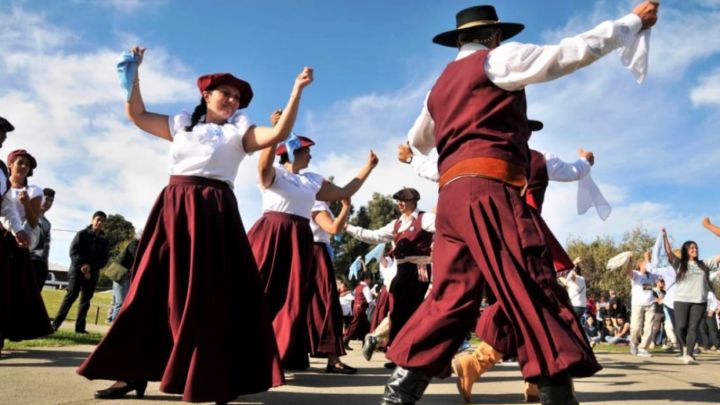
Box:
1 198 24 234
409 151 439 182
346 222 395 244
487 14 643 91
421 212 436 233
363 285 373 304
544 154 592 182
406 93 436 155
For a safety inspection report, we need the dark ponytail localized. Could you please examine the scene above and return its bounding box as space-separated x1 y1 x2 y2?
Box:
185 97 208 132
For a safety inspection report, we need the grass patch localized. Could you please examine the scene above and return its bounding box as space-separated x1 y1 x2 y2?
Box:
4 330 103 349
3 288 113 349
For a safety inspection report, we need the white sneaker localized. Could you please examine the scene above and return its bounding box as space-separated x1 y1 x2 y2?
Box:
630 343 638 356
683 356 697 365
637 349 652 357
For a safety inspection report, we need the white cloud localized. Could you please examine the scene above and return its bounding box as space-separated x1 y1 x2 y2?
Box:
691 68 720 106
0 9 196 265
71 0 167 13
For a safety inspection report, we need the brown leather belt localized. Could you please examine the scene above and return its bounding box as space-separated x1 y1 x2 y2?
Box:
438 157 527 191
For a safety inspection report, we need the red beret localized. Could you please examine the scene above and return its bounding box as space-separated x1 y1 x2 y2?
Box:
196 73 253 109
276 135 315 155
7 149 37 177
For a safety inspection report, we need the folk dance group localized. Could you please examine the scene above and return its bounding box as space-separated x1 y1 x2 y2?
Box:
0 2 666 405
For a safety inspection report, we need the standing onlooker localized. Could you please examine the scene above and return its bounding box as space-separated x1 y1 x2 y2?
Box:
107 238 138 323
628 253 658 357
650 278 667 347
52 211 109 333
562 262 588 321
29 188 55 290
646 230 679 350
662 228 720 364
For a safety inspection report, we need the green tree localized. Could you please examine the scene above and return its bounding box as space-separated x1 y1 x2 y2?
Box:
565 225 655 302
331 193 399 285
97 214 136 290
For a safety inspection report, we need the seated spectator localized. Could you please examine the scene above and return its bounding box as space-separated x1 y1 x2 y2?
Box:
583 314 602 347
605 314 631 345
608 294 628 327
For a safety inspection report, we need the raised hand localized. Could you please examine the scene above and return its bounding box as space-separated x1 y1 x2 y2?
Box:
398 142 413 163
294 67 314 91
578 148 594 166
270 109 282 126
366 150 379 170
633 1 659 30
130 46 146 65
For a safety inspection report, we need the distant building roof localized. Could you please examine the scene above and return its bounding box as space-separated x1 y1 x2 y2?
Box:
49 262 69 272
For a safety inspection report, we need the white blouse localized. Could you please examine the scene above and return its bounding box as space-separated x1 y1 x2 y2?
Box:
310 201 333 243
0 180 36 234
168 111 253 187
261 165 325 219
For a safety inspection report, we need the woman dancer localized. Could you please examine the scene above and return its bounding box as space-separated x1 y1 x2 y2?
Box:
0 149 52 355
248 125 378 371
661 228 719 364
307 198 357 373
77 46 313 404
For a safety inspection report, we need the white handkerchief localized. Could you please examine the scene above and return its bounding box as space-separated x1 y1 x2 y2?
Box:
577 174 612 221
618 29 651 84
607 251 634 271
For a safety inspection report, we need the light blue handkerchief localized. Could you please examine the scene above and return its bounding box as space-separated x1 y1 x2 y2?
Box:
283 132 302 162
117 51 139 101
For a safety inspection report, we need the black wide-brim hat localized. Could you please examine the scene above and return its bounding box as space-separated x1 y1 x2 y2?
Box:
433 5 524 47
0 116 14 132
528 119 543 132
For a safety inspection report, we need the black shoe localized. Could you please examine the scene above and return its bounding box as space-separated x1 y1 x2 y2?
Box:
381 366 430 405
362 334 378 361
95 381 147 399
536 373 578 405
384 362 396 369
51 324 59 332
326 362 358 374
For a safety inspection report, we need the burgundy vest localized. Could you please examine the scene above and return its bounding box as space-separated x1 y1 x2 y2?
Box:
353 283 368 311
427 49 530 176
392 212 433 259
526 150 549 213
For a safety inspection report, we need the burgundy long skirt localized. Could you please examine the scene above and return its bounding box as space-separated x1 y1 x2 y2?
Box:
386 177 601 380
77 176 283 403
0 232 52 341
369 285 389 332
306 242 346 357
248 211 314 370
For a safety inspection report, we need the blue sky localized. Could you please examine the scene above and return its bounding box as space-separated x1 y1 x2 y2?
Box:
1 0 719 267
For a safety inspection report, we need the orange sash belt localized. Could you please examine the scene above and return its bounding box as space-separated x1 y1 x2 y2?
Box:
438 157 527 191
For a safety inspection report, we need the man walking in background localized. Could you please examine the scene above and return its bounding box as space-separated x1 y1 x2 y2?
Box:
52 211 109 333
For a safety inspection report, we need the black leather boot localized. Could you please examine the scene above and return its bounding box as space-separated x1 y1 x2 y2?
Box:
381 366 431 405
536 373 579 405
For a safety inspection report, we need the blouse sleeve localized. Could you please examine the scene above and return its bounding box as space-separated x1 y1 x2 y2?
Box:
27 185 44 200
303 172 326 194
169 112 191 138
228 111 255 154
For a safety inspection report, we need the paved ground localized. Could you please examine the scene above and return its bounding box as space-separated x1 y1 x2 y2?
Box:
1 341 719 405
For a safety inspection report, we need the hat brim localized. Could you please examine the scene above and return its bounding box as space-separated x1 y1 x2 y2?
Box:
528 120 543 132
275 138 315 156
432 22 524 47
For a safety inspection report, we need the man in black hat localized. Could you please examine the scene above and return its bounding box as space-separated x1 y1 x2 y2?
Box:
381 3 659 405
345 187 434 367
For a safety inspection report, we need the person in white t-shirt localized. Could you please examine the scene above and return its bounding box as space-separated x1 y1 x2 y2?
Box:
564 265 588 321
248 113 378 373
78 46 313 403
627 253 659 357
